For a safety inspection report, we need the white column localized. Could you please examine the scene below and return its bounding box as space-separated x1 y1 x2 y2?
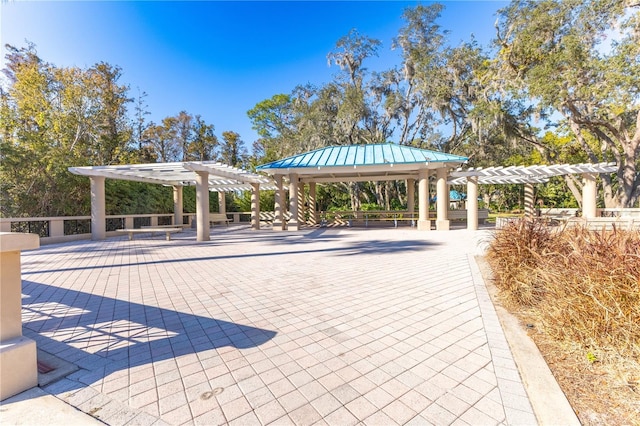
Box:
90 176 106 240
273 175 284 231
467 176 479 231
417 170 431 231
0 233 39 401
436 168 450 231
582 173 597 218
173 185 183 226
251 183 260 230
308 182 318 226
195 171 210 241
218 191 226 214
524 183 535 218
288 173 299 231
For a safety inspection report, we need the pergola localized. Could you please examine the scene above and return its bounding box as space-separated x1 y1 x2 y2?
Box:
449 162 618 219
70 147 618 241
69 162 276 241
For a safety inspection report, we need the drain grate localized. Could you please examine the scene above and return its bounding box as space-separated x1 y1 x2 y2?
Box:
37 361 55 374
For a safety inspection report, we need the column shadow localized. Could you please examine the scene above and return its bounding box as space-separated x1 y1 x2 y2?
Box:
21 280 277 391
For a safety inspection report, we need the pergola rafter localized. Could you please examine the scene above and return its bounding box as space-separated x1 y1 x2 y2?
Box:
448 162 617 185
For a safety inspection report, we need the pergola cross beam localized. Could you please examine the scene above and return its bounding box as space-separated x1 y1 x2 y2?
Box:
449 162 617 185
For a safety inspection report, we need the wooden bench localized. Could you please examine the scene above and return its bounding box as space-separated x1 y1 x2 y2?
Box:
362 213 417 228
116 227 181 241
210 213 232 226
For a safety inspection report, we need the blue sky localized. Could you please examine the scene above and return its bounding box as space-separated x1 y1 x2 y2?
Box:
2 1 508 146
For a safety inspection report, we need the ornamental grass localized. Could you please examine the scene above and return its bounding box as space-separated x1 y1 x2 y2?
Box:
486 219 640 361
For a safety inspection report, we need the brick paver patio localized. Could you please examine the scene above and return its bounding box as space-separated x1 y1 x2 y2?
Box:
19 226 537 425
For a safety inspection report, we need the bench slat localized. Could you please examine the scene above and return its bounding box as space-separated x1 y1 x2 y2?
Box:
116 228 181 241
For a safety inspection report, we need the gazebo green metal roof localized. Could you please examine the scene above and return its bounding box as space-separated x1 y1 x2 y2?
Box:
257 143 468 172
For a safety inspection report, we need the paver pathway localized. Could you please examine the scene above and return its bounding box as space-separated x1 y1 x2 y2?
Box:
19 226 537 425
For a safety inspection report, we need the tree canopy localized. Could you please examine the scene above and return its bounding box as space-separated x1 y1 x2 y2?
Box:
1 0 638 218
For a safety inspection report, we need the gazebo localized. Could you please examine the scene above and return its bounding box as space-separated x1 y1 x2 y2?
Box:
256 143 469 231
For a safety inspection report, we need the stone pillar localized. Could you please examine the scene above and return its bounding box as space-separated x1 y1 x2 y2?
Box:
436 168 450 231
0 232 39 401
273 175 284 231
90 176 106 240
524 183 535 219
288 174 299 231
417 170 431 231
582 173 597 218
218 191 226 214
195 171 210 241
467 176 479 231
251 183 260 230
308 182 318 226
173 185 183 226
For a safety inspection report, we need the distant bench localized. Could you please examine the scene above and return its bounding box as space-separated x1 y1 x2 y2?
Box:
210 213 232 226
116 227 182 241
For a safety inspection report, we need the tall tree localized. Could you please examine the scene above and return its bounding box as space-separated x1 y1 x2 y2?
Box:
89 62 133 164
143 117 179 162
189 115 217 161
219 131 248 167
494 0 640 207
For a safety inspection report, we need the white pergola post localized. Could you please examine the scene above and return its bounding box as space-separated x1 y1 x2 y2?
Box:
582 173 598 218
90 176 106 240
218 191 226 214
173 185 183 226
467 176 478 231
524 183 535 218
436 168 450 231
195 171 210 241
288 173 299 231
308 182 318 226
251 183 260 230
273 175 284 231
417 170 431 231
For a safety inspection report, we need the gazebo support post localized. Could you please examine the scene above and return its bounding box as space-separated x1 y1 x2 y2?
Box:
90 176 106 240
251 183 260 230
297 182 305 225
524 183 535 219
218 191 226 214
173 185 183 226
195 171 210 241
417 170 431 231
467 176 478 231
308 182 317 226
273 175 284 231
407 178 415 221
582 173 597 218
436 168 450 231
288 174 299 231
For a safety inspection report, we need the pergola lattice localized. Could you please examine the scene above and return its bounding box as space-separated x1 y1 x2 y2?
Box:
70 161 277 191
448 162 618 185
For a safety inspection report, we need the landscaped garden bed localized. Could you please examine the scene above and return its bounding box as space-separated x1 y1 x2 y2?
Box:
487 220 640 424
